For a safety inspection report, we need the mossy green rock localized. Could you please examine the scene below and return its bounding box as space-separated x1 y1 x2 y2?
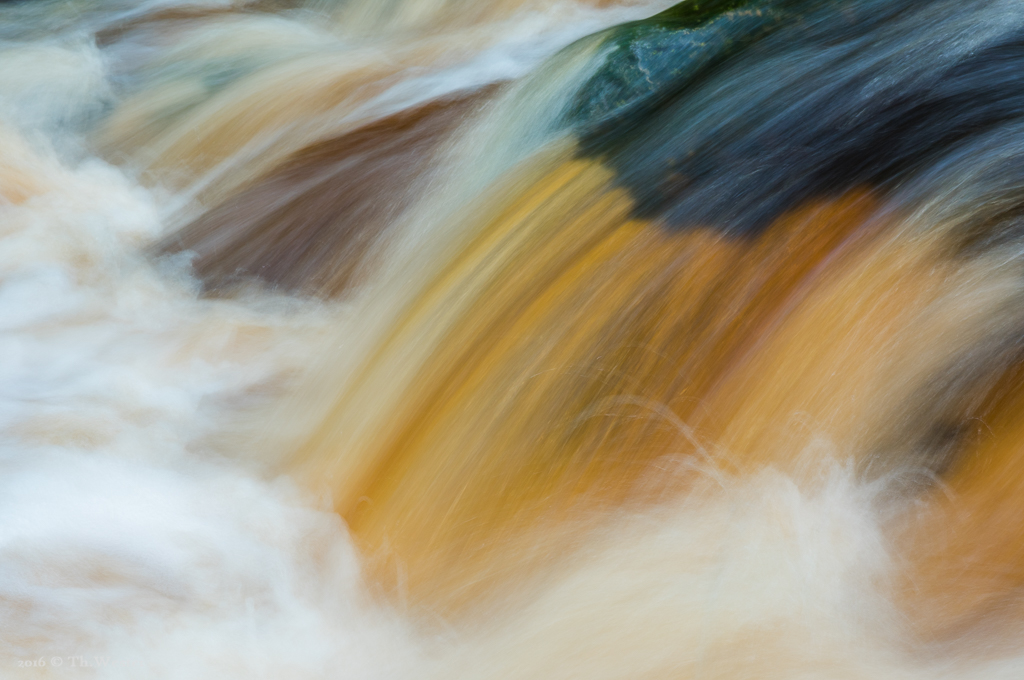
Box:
564 0 786 127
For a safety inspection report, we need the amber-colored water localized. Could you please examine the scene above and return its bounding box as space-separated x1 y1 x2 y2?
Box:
10 0 1024 677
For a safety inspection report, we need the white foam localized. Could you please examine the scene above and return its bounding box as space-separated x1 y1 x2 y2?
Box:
0 49 404 676
8 2 1024 678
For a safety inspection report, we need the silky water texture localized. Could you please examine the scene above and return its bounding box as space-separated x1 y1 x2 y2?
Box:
6 0 1024 678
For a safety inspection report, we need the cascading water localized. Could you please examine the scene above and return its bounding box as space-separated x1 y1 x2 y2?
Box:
8 0 1024 677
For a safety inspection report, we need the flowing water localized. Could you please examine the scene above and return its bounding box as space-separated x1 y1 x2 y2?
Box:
8 0 1024 677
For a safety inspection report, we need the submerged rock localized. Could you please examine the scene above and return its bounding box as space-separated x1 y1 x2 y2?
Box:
564 0 785 129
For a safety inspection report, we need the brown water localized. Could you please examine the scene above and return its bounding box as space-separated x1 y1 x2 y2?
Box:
7 0 1024 677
